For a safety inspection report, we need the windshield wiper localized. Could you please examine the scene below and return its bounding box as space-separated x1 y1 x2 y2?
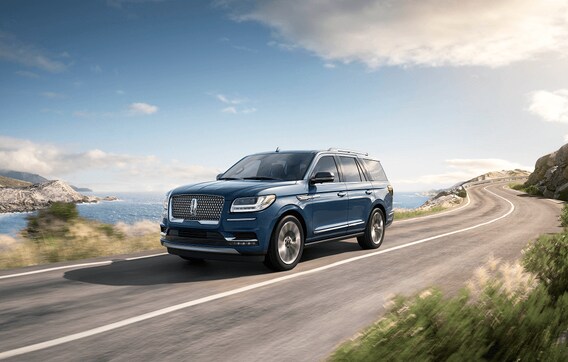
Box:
218 177 241 180
243 176 279 180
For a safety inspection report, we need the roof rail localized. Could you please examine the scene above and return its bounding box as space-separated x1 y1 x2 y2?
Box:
328 148 369 156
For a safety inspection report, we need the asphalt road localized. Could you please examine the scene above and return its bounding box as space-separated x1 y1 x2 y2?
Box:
0 182 563 361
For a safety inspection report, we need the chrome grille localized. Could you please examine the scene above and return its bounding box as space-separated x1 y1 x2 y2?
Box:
171 194 224 221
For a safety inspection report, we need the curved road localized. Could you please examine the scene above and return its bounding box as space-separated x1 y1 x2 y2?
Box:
0 182 563 361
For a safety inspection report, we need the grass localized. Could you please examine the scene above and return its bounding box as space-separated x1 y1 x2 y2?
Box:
394 206 447 220
509 182 543 196
0 203 161 270
330 230 568 361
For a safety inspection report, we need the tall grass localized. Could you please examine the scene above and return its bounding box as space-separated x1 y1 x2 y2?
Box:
0 203 161 269
330 232 568 361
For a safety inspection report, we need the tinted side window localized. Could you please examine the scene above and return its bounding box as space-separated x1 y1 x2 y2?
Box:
311 156 339 182
362 159 388 181
339 156 362 182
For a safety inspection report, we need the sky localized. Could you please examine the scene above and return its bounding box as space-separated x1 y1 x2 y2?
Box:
0 0 567 192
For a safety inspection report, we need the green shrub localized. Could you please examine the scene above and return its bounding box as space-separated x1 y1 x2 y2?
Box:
510 183 544 196
522 232 568 300
331 284 568 361
46 202 79 221
525 185 543 196
561 205 568 228
509 183 525 191
457 188 467 198
25 202 78 240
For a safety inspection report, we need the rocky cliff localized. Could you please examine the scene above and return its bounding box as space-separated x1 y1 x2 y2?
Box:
0 180 98 213
525 143 568 201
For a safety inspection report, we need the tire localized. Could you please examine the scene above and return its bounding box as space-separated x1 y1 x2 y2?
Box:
357 208 385 249
264 215 304 271
179 256 205 263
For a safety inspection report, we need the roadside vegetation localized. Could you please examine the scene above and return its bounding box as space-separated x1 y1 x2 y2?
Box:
0 202 160 269
394 206 447 220
331 225 568 360
509 182 543 196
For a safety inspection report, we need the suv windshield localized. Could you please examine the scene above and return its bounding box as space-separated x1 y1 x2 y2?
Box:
221 152 315 181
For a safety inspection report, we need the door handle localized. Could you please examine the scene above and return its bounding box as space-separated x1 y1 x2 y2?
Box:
365 190 373 195
337 191 347 197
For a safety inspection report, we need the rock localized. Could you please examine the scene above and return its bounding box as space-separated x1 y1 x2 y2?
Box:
0 180 92 213
525 143 568 201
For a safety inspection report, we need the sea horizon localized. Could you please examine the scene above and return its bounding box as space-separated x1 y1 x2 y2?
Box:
0 191 430 236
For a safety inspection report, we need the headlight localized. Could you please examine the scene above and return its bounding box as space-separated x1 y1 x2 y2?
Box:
162 191 171 218
231 195 276 213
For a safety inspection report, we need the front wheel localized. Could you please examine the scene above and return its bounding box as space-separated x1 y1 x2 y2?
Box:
264 215 304 271
357 208 385 249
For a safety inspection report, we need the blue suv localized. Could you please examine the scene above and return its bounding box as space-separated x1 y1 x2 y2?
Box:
160 149 393 271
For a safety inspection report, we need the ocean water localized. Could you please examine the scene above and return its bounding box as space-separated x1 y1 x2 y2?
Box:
0 191 429 236
0 192 164 236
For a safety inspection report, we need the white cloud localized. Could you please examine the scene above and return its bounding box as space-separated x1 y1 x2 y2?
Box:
323 63 336 69
236 0 568 68
398 158 533 189
222 106 238 114
216 94 243 104
528 89 568 123
116 90 125 95
0 32 68 72
90 64 103 73
0 136 219 192
214 93 256 114
564 134 568 142
128 102 158 115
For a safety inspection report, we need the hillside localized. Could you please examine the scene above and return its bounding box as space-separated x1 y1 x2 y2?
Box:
0 169 92 192
0 170 48 184
0 180 97 213
0 175 32 188
465 169 531 184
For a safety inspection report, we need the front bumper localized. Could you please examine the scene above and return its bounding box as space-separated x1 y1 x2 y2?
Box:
162 241 265 262
160 206 279 260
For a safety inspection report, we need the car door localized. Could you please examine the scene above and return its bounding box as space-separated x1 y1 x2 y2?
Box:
303 155 349 241
338 156 375 233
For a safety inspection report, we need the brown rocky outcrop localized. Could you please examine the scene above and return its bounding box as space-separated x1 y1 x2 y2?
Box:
0 180 98 213
525 143 568 201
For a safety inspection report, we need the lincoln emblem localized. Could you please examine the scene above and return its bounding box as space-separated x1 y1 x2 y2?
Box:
190 198 198 216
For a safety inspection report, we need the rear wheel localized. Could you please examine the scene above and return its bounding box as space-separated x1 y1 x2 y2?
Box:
357 208 385 249
265 215 304 271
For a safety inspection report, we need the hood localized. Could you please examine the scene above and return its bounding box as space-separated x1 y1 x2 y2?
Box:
170 180 302 200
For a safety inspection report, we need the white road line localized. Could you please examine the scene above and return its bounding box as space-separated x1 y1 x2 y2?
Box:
124 253 168 261
0 253 167 280
0 185 515 360
0 261 112 280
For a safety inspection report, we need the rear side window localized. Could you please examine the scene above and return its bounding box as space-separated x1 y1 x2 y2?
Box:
362 159 388 181
311 156 339 182
339 156 362 182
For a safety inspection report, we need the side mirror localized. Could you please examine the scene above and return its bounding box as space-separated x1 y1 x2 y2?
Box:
310 171 335 184
216 173 224 180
